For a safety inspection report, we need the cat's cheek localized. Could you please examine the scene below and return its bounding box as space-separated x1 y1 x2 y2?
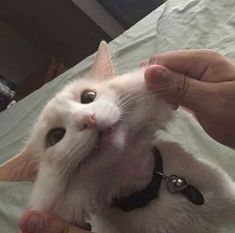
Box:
39 148 64 169
109 125 128 151
94 103 121 130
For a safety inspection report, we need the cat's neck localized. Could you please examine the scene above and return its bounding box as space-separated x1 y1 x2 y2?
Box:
68 129 156 215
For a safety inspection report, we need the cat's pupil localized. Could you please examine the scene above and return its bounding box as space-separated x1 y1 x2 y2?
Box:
81 90 96 104
46 128 66 147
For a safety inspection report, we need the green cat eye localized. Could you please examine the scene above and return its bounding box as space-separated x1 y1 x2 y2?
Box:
81 90 96 104
46 127 66 147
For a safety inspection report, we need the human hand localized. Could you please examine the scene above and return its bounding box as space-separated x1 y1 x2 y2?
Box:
19 210 91 233
144 50 235 147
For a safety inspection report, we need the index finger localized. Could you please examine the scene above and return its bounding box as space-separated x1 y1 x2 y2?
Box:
149 49 224 79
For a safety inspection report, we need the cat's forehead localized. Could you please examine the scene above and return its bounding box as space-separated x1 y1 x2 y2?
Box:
65 74 118 98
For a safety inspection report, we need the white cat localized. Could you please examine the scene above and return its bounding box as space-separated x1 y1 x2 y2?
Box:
0 41 234 233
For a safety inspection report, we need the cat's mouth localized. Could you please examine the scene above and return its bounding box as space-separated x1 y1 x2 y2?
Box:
77 124 122 168
96 126 117 149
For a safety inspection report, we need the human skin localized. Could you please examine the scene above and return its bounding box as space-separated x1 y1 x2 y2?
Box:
144 50 235 148
18 210 92 233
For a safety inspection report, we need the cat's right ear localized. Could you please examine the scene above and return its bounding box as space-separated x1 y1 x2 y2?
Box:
0 148 38 182
89 41 115 79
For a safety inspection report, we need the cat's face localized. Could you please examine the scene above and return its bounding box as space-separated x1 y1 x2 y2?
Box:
30 69 169 177
30 77 121 172
23 44 173 199
24 42 172 181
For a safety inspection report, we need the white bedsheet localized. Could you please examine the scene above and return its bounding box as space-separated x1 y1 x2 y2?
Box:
0 0 235 232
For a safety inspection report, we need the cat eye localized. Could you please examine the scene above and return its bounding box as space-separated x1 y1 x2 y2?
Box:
46 128 66 147
81 90 96 104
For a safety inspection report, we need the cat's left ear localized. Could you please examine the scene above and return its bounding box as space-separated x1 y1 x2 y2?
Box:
0 148 38 182
90 41 115 79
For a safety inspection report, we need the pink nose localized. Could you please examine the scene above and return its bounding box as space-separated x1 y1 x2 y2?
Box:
82 115 96 129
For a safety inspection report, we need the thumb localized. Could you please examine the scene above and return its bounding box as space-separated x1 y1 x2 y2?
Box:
144 65 218 115
19 210 91 233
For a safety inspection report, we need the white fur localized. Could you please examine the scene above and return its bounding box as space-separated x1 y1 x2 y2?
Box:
28 68 235 233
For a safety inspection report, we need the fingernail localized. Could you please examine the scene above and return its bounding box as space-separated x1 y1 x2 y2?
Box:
145 66 166 86
20 213 43 233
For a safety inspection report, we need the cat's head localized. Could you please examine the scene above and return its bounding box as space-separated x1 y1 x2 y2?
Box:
0 41 174 184
33 43 175 182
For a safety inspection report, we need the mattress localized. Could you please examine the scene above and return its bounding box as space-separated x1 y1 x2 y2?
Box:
0 0 234 232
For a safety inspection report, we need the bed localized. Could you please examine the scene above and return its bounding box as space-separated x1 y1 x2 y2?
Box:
0 0 235 232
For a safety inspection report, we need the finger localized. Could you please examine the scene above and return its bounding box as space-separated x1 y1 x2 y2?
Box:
148 49 230 79
144 65 221 116
19 211 90 233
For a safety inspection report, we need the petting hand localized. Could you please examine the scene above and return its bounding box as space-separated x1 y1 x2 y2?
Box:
144 50 235 147
19 210 91 233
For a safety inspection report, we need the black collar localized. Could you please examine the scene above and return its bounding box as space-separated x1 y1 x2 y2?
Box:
111 146 163 211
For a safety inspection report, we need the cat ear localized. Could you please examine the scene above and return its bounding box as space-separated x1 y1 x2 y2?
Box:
0 148 38 182
90 41 115 79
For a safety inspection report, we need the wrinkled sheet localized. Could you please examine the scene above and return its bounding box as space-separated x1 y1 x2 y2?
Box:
0 0 235 232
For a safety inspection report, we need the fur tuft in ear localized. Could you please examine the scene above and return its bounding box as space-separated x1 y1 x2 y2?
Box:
0 148 38 182
90 41 115 79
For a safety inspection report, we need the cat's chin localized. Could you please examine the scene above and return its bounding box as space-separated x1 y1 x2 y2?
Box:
77 124 125 169
97 124 127 151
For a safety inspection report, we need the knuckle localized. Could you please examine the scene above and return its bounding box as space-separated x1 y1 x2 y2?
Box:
175 74 189 101
202 49 220 57
198 50 228 71
202 49 225 63
198 49 219 57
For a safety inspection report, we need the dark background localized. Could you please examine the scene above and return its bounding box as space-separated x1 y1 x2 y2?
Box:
0 0 164 100
98 0 164 28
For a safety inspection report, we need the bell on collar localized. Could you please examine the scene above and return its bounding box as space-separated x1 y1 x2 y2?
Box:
155 163 204 205
166 175 188 193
